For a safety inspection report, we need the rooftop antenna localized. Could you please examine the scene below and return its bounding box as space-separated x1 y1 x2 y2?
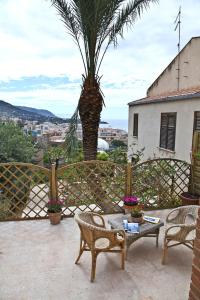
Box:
174 6 181 91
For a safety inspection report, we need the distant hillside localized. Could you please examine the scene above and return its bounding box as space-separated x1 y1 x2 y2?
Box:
0 100 108 125
0 100 67 123
18 106 56 118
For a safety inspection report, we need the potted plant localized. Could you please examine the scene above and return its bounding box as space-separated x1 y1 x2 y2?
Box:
130 204 144 224
46 199 64 225
123 195 138 214
123 196 138 206
179 151 200 206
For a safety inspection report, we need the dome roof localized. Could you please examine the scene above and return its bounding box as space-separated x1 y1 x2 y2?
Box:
97 138 109 151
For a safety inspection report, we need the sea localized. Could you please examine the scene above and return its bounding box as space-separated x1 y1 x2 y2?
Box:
58 114 128 132
100 119 128 132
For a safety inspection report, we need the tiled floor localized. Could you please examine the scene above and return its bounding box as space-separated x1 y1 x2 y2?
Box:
0 210 193 300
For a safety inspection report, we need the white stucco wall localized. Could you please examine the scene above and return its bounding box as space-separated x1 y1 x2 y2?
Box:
128 98 200 163
147 38 200 97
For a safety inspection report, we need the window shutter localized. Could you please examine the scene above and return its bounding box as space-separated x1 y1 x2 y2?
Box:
167 115 176 151
133 113 138 137
160 113 176 151
160 127 167 148
194 111 200 131
160 114 168 148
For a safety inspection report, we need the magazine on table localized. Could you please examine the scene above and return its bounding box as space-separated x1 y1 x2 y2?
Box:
143 215 160 224
123 220 140 233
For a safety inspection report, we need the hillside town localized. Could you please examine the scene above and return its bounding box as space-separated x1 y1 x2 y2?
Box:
22 120 127 147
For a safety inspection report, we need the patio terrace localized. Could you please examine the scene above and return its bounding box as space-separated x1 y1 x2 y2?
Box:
0 209 193 300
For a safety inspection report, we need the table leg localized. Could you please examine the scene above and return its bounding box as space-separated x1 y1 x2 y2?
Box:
156 228 160 247
125 240 132 260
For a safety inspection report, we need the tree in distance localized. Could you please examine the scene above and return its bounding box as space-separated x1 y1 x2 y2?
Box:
0 122 35 163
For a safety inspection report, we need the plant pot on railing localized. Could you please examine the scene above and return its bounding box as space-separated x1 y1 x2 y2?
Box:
47 210 62 225
179 192 200 206
46 199 64 225
123 195 138 213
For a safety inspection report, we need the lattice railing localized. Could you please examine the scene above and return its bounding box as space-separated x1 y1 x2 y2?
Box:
0 159 192 221
132 158 190 209
0 163 50 220
57 161 126 216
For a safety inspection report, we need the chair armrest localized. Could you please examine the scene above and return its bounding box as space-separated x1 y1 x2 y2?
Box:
165 223 196 236
112 229 126 240
90 212 106 228
166 207 181 224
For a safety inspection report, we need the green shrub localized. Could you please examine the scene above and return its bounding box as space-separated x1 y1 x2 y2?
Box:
97 151 109 161
0 122 34 163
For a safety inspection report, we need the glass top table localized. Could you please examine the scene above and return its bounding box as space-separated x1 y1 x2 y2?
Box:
108 214 164 251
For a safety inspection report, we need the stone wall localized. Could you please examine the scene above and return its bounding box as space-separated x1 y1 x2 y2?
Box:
189 208 200 300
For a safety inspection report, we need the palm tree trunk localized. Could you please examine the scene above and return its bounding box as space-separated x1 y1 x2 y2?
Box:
78 77 122 213
79 77 103 161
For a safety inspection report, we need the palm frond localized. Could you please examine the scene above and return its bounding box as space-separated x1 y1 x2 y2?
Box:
50 0 158 77
64 106 80 159
96 0 158 73
50 0 87 74
110 0 158 45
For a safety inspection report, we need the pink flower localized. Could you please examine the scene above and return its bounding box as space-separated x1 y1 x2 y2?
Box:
123 196 138 204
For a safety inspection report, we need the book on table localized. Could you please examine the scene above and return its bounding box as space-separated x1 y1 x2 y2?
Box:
123 220 140 233
143 215 160 224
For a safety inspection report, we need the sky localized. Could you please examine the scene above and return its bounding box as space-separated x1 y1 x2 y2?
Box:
0 0 200 120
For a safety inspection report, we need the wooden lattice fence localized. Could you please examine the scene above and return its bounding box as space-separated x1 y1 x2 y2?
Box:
0 159 191 221
0 163 50 221
56 161 126 215
131 158 190 209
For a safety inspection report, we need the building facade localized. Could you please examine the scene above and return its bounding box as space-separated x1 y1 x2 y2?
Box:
128 37 200 163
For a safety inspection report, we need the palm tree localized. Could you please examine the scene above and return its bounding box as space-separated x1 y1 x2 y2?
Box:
50 0 158 161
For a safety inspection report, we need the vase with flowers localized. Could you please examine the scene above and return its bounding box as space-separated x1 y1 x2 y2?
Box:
46 199 64 225
130 204 144 224
123 195 138 214
123 195 138 206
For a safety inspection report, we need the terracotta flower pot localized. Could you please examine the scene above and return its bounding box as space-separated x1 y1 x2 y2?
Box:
179 192 200 206
130 214 144 224
48 211 62 225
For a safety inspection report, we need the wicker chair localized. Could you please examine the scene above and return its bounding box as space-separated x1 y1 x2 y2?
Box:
74 212 126 282
162 205 199 264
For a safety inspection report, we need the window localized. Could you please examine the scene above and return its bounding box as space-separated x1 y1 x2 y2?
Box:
160 113 176 151
194 111 200 131
133 113 138 137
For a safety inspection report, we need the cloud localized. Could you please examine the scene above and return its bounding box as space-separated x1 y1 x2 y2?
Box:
0 0 200 119
0 76 80 91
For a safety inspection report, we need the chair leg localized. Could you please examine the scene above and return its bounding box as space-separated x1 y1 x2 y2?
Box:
91 251 97 282
125 243 129 260
121 248 125 270
156 228 159 247
161 239 168 265
75 237 85 264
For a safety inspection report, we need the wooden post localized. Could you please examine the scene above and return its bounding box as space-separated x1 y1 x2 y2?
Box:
192 131 199 165
171 174 175 197
50 163 58 199
191 131 200 195
126 162 132 196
